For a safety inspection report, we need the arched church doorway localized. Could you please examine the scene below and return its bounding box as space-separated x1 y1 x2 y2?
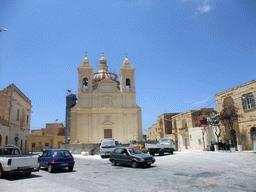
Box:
251 127 256 151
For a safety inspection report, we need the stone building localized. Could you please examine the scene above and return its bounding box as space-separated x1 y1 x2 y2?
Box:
0 84 32 153
147 113 179 142
70 54 143 144
215 79 256 150
29 123 65 152
172 108 215 151
147 109 216 151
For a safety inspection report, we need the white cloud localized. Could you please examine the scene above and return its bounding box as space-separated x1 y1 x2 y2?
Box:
198 3 212 13
181 0 214 15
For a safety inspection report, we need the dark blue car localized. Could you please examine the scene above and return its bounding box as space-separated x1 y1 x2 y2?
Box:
39 149 75 173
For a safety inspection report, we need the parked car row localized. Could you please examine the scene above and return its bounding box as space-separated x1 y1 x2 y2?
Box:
99 138 176 168
0 145 75 178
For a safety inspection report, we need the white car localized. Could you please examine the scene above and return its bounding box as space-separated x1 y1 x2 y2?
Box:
0 145 40 178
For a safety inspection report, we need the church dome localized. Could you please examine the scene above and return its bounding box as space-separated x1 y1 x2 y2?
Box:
93 71 113 81
92 53 120 90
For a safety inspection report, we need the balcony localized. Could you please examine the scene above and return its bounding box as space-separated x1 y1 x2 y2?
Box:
20 121 28 128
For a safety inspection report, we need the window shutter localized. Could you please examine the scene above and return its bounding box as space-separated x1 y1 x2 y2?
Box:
241 97 247 110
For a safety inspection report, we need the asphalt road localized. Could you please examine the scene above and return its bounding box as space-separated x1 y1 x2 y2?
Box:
0 151 255 192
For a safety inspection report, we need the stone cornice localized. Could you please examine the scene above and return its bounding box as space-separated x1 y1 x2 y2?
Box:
8 84 31 105
215 79 256 97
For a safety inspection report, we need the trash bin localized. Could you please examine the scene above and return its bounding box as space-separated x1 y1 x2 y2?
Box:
89 149 94 155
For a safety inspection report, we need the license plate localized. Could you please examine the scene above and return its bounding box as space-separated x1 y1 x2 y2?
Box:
147 162 152 164
61 163 68 166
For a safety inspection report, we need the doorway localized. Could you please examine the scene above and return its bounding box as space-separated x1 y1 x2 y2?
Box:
184 138 188 149
230 129 237 148
251 127 256 151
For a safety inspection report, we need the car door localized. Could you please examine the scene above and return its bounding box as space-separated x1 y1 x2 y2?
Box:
45 150 52 165
40 150 50 167
121 149 130 165
113 148 122 163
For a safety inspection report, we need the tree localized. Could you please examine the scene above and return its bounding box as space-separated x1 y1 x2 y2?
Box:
194 115 208 150
207 112 221 143
217 105 238 147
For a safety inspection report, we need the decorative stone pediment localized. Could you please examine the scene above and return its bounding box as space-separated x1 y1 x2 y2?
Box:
102 115 114 125
93 78 120 93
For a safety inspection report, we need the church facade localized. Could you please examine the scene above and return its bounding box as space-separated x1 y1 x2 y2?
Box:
70 54 143 144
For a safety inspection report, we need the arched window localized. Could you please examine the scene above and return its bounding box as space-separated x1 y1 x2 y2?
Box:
0 135 2 146
223 96 234 108
5 136 8 145
27 115 29 123
82 78 88 88
126 78 131 88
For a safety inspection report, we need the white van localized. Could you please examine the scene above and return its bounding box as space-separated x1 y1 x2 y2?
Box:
100 139 118 158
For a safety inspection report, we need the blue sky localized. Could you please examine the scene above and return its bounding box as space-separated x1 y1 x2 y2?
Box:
1 0 255 133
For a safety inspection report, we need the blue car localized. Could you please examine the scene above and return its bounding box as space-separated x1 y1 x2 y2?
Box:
39 149 75 173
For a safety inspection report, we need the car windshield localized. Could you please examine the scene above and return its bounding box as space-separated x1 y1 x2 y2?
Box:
128 148 143 154
53 150 72 157
102 140 115 146
159 139 170 144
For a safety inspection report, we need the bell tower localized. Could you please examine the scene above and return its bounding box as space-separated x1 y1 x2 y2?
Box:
119 55 136 93
77 54 94 94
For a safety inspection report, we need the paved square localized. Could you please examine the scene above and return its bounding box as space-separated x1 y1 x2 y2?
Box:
0 151 255 192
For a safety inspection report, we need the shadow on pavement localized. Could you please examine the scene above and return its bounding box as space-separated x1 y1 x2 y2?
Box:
113 164 157 169
40 167 77 174
3 173 42 181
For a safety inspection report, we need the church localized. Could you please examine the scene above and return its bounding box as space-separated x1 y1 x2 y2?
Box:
70 54 143 144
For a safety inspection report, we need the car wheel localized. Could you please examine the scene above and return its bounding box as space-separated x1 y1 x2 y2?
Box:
145 164 151 167
159 150 164 156
101 155 105 159
68 166 74 172
169 149 173 154
131 161 138 168
150 151 155 156
48 164 53 173
111 160 116 166
0 165 5 178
